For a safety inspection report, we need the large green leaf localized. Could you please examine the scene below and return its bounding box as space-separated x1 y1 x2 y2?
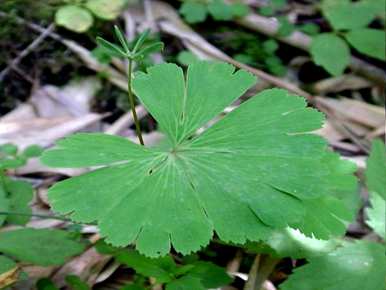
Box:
310 33 350 76
42 62 356 257
322 0 378 30
345 29 386 61
0 228 85 266
280 241 386 290
55 5 93 33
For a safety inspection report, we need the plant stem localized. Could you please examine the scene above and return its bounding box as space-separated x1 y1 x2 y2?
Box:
0 211 72 222
244 254 280 290
127 59 145 145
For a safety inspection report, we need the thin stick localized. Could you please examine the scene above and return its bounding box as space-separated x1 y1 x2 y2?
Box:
0 23 54 81
127 59 145 145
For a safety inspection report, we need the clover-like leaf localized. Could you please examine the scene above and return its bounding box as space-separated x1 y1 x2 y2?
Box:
280 241 386 290
55 5 93 33
345 28 386 61
310 33 350 76
322 0 378 31
42 62 356 257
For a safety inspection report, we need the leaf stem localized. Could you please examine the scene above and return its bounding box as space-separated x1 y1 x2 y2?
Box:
0 211 72 222
127 59 145 145
244 254 279 290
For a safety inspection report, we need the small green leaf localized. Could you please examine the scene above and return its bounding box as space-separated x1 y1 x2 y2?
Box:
276 17 295 37
322 0 378 30
4 178 33 225
208 0 233 21
92 46 113 64
188 261 232 288
299 23 320 36
280 241 386 290
116 250 175 283
0 255 16 275
120 284 146 290
96 37 127 58
263 39 279 53
0 155 26 169
345 28 386 61
0 228 85 266
36 278 59 290
114 25 131 54
230 3 249 18
55 5 93 33
166 276 205 290
133 42 164 60
177 51 199 66
180 2 208 23
310 33 350 76
259 6 274 16
85 0 127 20
132 29 150 54
22 145 43 158
65 275 90 290
0 143 18 155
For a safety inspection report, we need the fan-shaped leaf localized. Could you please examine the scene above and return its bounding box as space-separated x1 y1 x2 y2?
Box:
42 62 356 257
